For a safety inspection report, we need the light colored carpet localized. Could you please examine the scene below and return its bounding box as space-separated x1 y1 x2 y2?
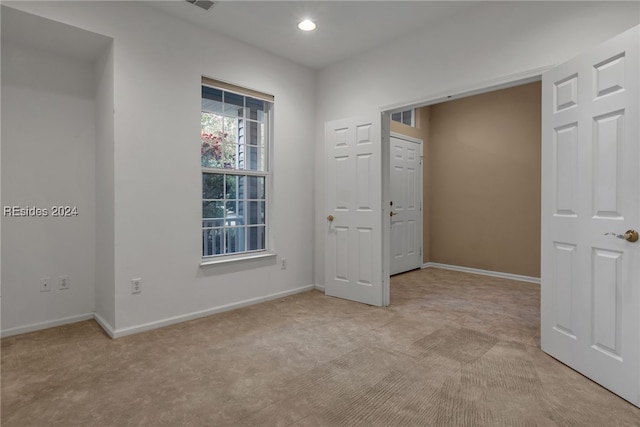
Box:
2 268 640 426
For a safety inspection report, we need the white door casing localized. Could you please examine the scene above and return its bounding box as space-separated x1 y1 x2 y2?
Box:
325 116 384 306
541 25 639 406
390 134 423 275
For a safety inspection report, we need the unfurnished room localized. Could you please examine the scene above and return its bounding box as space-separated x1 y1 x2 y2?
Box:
2 1 640 426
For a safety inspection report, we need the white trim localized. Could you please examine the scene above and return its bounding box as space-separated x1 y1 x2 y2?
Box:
93 312 116 339
2 285 315 339
201 167 268 177
1 313 94 338
108 284 314 338
422 262 540 285
390 132 422 145
381 112 392 306
314 284 325 292
200 252 276 267
380 65 553 112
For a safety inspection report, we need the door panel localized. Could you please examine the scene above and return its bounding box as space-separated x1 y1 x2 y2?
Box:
390 135 422 275
541 25 639 407
325 117 383 306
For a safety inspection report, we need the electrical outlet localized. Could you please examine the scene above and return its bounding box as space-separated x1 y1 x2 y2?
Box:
40 277 51 292
59 275 69 290
281 258 287 270
131 278 142 294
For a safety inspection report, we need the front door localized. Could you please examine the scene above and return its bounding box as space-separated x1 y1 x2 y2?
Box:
325 116 384 306
390 135 423 275
541 25 639 406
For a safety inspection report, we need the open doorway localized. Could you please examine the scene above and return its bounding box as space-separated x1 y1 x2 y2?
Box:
383 80 542 288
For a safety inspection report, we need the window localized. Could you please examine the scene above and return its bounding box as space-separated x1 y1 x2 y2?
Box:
391 109 415 127
201 78 273 259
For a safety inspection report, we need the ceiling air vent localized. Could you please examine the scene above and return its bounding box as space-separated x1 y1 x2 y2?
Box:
185 0 215 11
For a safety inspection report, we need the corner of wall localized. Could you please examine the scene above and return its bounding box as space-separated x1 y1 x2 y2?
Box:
94 39 116 329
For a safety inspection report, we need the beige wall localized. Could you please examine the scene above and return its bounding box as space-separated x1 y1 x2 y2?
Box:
426 82 541 277
389 82 540 277
390 119 423 140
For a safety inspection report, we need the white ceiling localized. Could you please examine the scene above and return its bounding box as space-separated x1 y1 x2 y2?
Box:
149 1 476 69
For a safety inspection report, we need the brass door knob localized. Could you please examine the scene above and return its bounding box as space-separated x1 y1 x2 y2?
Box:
624 230 639 242
605 230 639 242
327 215 334 222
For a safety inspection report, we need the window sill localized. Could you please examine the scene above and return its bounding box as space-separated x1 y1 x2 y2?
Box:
200 252 277 268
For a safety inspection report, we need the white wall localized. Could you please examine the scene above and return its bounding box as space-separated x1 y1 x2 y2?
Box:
1 40 97 332
314 1 640 286
94 43 115 328
4 1 316 336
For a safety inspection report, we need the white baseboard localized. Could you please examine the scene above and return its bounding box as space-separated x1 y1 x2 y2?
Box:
108 284 315 339
1 285 316 340
422 262 540 284
93 312 116 339
314 284 325 292
1 313 95 338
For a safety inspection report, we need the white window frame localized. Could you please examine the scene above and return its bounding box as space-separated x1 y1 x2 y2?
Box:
391 109 415 127
200 77 275 266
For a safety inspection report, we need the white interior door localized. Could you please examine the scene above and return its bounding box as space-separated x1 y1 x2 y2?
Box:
390 134 422 275
325 116 384 306
541 25 639 407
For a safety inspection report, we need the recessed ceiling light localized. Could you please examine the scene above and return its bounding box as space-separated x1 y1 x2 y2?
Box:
297 19 317 32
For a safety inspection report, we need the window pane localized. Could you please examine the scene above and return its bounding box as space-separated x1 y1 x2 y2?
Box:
202 112 224 133
259 147 266 171
221 143 237 169
247 201 265 225
241 146 265 171
246 97 265 121
247 145 259 171
221 117 238 169
237 118 245 145
225 227 245 254
245 121 262 146
247 176 265 199
225 175 246 199
201 113 226 168
202 87 223 114
203 201 224 219
402 111 412 126
225 200 245 225
203 228 223 256
222 117 238 139
224 92 244 118
391 112 401 122
237 144 245 170
247 226 265 251
202 173 224 199
201 148 223 168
